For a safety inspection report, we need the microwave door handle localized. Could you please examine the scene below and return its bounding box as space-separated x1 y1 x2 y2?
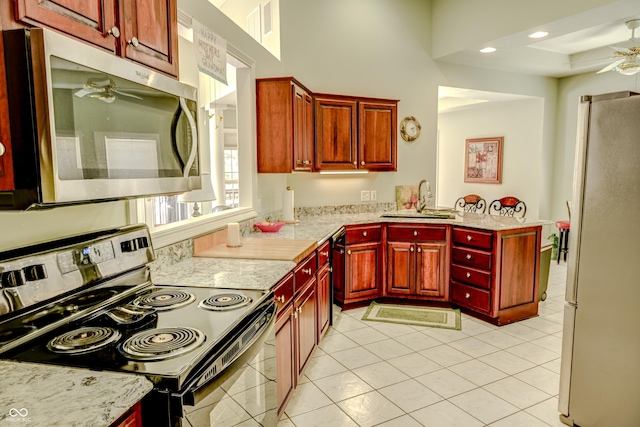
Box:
179 98 198 178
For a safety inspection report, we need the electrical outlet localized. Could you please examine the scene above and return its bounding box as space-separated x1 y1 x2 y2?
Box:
370 190 377 201
360 190 370 202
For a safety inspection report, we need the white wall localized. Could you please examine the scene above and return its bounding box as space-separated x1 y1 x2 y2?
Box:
437 98 544 218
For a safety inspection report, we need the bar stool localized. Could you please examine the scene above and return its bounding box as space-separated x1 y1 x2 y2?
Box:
556 220 570 264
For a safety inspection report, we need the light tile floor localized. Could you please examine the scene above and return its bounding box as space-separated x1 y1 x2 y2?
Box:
279 262 567 427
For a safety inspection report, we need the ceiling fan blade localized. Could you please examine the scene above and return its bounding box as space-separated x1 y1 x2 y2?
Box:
112 89 143 100
597 58 626 74
74 88 96 98
609 45 634 54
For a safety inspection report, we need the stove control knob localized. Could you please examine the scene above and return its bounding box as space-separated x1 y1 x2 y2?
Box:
23 264 47 281
0 270 25 287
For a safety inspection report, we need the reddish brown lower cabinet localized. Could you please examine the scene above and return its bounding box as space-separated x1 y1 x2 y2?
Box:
295 277 316 378
386 224 449 300
0 35 14 192
110 401 142 427
316 241 331 341
275 296 295 417
333 224 381 306
450 226 541 325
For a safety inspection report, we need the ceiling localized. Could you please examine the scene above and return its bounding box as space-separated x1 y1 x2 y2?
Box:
436 1 640 112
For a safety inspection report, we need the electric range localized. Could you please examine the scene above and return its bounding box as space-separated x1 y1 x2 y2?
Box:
0 225 277 426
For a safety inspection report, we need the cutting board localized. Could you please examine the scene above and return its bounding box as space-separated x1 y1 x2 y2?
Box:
195 238 318 264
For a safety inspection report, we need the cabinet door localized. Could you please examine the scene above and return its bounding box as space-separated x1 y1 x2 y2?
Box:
15 0 118 52
0 37 14 191
110 402 142 427
120 0 178 76
345 241 380 300
386 242 413 295
358 101 397 171
292 84 313 171
295 279 316 378
415 241 448 298
275 303 295 416
315 97 357 170
256 79 294 173
316 262 331 341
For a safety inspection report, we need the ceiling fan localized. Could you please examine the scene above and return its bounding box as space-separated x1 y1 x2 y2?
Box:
597 19 640 76
74 79 143 103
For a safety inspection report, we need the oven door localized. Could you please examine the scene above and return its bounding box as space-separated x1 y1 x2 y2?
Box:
142 300 277 427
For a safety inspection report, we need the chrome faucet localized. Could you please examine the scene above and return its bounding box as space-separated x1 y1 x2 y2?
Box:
417 179 433 213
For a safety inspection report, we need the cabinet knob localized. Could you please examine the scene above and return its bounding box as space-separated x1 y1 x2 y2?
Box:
362 231 367 237
302 268 312 275
340 249 344 254
108 27 120 38
410 247 414 252
353 161 357 166
321 251 329 257
465 293 471 299
293 311 298 319
0 141 5 156
128 37 139 47
417 247 422 253
466 254 472 260
466 235 473 241
296 159 303 165
361 161 365 165
303 160 310 165
466 272 471 278
413 230 418 236
297 307 302 313
347 250 352 255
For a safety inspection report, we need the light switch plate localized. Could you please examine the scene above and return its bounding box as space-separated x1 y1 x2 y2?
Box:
360 190 370 201
370 190 377 201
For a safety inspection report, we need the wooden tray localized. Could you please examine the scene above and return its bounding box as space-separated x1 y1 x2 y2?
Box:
195 238 318 264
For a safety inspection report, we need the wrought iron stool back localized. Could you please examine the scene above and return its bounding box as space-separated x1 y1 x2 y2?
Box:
488 196 527 218
454 194 487 213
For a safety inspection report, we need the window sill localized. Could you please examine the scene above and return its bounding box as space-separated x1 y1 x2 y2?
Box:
149 207 257 249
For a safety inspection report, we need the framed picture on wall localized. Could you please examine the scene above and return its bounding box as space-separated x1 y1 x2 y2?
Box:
464 136 504 184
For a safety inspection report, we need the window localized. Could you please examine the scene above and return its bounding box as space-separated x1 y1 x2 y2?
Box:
134 19 257 248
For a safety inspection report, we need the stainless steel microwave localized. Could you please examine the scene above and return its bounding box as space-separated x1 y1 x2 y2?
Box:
0 27 200 210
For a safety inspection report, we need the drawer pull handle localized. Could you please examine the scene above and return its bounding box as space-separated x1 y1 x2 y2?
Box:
302 268 312 275
413 231 418 236
467 235 473 241
321 251 329 257
466 272 471 278
465 293 471 299
363 231 368 237
276 295 285 303
466 254 472 260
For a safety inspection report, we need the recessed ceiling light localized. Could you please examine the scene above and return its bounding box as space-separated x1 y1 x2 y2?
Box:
529 31 549 39
480 47 496 53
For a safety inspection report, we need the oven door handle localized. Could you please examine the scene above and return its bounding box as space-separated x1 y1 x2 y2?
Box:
180 303 276 407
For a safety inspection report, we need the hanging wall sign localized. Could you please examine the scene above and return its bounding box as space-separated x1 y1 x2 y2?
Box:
192 19 228 85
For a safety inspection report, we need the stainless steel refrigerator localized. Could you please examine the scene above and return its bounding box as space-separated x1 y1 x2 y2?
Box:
558 91 640 426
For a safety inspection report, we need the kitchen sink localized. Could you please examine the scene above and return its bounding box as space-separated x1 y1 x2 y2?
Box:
380 209 456 219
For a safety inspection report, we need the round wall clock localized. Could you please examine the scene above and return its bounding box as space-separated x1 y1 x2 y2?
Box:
400 116 421 142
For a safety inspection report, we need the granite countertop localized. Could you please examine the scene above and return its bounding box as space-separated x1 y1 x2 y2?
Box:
0 360 153 427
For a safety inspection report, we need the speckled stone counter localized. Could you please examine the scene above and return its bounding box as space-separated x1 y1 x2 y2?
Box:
0 360 153 427
152 257 295 290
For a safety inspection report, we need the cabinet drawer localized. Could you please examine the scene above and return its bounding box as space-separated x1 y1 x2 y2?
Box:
451 265 491 289
451 281 491 313
387 224 446 242
452 247 492 270
294 253 317 289
317 241 330 267
345 225 381 244
274 273 294 315
452 228 493 250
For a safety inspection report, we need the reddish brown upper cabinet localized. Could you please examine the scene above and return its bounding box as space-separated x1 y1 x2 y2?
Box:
386 224 449 300
257 77 314 173
315 95 397 171
14 0 178 76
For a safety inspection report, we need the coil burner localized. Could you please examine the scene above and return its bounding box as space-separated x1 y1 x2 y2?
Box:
131 289 195 311
198 293 252 311
120 327 205 361
47 327 121 354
